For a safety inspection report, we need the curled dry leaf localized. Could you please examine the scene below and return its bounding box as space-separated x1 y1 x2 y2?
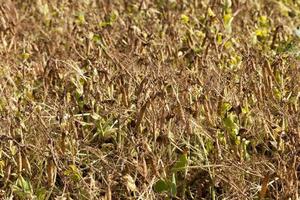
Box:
123 174 137 192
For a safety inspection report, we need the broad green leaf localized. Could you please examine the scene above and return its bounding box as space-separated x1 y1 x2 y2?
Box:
223 113 239 136
172 153 188 172
154 177 177 197
154 179 169 193
180 14 189 24
220 102 232 117
13 176 33 195
64 165 81 182
36 188 47 200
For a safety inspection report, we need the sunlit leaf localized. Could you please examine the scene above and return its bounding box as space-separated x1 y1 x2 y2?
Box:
181 14 189 24
255 28 269 38
21 53 30 61
258 15 268 27
220 102 232 117
64 165 81 182
223 113 239 137
208 8 216 17
172 153 188 172
75 12 85 25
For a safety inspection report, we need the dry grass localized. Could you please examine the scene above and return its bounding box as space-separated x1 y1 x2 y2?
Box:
0 0 299 199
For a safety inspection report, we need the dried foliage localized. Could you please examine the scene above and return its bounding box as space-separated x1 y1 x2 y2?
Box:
0 0 299 199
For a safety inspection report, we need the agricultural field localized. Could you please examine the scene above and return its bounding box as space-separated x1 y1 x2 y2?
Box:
0 0 299 199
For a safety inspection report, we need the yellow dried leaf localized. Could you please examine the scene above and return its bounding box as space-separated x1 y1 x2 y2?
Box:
123 174 137 192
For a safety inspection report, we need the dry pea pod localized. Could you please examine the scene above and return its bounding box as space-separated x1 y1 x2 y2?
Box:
16 151 22 174
21 151 31 175
135 99 151 133
46 156 57 187
106 175 112 200
141 157 148 179
60 131 66 155
3 162 12 186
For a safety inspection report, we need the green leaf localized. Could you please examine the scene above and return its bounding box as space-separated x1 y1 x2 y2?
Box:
223 113 239 136
99 21 111 27
92 34 102 44
154 179 169 193
13 176 33 198
172 153 188 172
154 177 177 197
21 53 30 61
224 13 233 25
36 188 47 200
170 173 177 196
17 176 31 192
180 14 189 24
99 10 118 28
208 8 216 17
255 28 269 38
220 102 232 117
75 12 85 25
64 165 81 182
258 15 268 27
109 10 118 23
217 33 223 45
